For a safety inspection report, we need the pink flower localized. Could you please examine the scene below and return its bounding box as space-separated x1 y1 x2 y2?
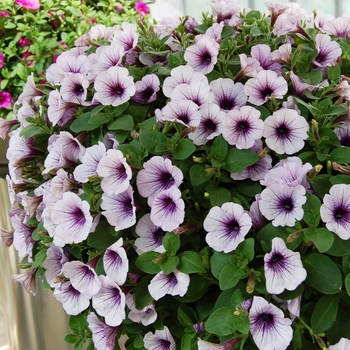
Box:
0 91 11 108
0 11 10 17
0 53 4 68
15 0 40 10
135 2 150 16
18 37 31 47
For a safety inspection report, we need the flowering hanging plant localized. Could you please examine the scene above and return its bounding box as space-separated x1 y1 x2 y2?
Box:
5 0 350 349
0 0 151 119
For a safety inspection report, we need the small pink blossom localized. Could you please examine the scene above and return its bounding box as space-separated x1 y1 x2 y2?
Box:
0 53 4 68
0 91 12 108
15 0 40 10
18 37 31 47
135 2 150 16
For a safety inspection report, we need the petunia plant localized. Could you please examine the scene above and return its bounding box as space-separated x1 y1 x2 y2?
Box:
4 1 350 349
0 0 151 119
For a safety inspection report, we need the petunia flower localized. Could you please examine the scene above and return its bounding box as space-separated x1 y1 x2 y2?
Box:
263 108 309 155
92 46 124 75
211 0 242 26
50 192 93 244
132 74 160 104
144 327 176 350
210 78 247 111
134 213 166 254
334 121 350 147
197 338 241 350
94 66 135 106
150 187 185 232
103 238 128 285
249 296 293 350
244 70 288 106
43 244 70 288
136 156 183 205
11 268 38 295
97 149 132 195
87 312 119 350
313 34 342 67
204 202 252 253
135 2 150 16
222 105 264 149
188 103 225 145
329 338 350 350
111 23 139 51
264 237 307 294
155 100 201 128
73 142 107 183
62 260 101 297
320 184 350 240
148 269 190 301
323 17 350 38
53 281 90 316
92 275 126 327
125 292 157 326
163 65 207 97
60 72 90 103
259 184 306 227
251 44 281 73
260 156 312 189
170 79 214 106
184 35 220 74
101 185 136 231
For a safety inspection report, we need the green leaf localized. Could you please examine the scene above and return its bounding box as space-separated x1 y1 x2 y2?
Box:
87 220 118 249
178 304 197 327
210 135 228 160
88 112 111 126
177 251 207 274
135 251 162 274
330 174 350 185
190 164 213 186
345 273 350 296
64 334 78 344
70 112 99 132
234 315 250 334
303 253 342 294
327 235 350 256
310 174 332 199
107 114 134 131
323 105 348 117
205 184 231 206
299 70 322 85
330 147 350 163
304 228 334 253
311 295 339 333
19 125 49 138
205 307 236 336
173 138 196 160
210 251 230 279
236 238 255 262
133 334 144 348
327 308 350 344
31 249 47 269
134 275 154 309
69 311 88 332
162 232 180 256
181 332 197 350
328 65 341 82
139 131 167 154
159 255 179 274
223 148 259 173
219 264 244 290
302 192 321 227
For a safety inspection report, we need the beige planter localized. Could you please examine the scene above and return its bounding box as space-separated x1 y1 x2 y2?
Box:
0 178 71 350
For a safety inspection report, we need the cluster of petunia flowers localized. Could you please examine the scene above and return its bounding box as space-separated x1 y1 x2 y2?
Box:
4 0 350 349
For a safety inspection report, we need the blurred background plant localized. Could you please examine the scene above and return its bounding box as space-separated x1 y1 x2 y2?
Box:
0 0 152 119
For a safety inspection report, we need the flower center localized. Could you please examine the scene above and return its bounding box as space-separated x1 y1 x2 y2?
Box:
282 198 293 211
113 85 124 95
202 53 212 63
74 84 84 94
219 97 234 110
260 312 274 324
334 206 348 220
204 119 217 130
277 124 289 135
270 252 283 264
226 220 240 233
